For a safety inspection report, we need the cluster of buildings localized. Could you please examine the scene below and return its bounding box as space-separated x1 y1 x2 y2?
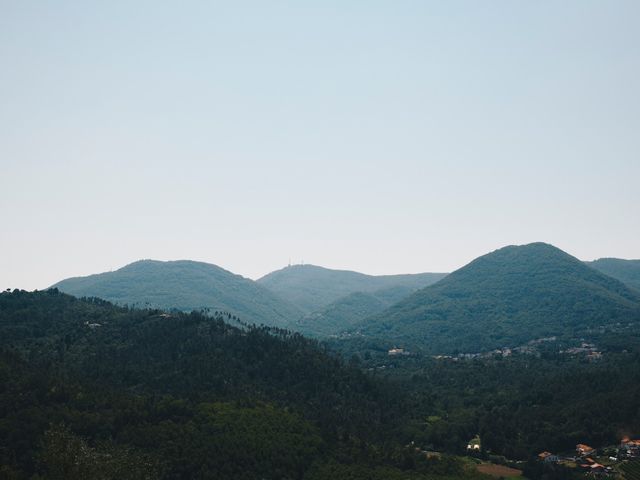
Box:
561 342 603 361
430 338 606 362
538 443 610 475
620 437 640 458
432 348 513 361
537 438 640 476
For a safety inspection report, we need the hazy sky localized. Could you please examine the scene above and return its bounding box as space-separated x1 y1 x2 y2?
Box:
2 1 639 290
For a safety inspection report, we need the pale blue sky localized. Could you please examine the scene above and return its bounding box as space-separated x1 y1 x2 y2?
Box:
1 1 639 290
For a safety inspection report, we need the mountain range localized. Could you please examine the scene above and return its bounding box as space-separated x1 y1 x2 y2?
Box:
51 245 640 354
53 261 446 334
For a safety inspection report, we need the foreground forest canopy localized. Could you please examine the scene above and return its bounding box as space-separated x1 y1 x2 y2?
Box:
2 289 640 479
0 289 489 480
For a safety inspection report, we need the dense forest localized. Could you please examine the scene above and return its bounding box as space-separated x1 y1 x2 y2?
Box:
0 289 487 480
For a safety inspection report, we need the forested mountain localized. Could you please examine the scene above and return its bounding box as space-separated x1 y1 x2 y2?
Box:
257 264 447 313
52 260 302 329
586 258 640 291
0 289 488 480
354 243 640 354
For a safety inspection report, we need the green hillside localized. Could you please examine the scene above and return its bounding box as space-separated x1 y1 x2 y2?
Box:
258 264 447 313
298 286 417 336
355 243 640 353
52 259 303 329
299 291 389 336
0 289 487 480
586 258 640 291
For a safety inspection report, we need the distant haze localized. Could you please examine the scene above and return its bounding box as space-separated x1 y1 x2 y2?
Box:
2 1 639 291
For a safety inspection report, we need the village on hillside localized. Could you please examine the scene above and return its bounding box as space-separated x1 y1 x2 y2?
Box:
535 438 640 478
451 436 640 479
427 338 605 362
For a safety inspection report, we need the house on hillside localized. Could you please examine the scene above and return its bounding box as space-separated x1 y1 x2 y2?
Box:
587 351 603 361
537 451 559 463
388 348 410 356
577 444 596 456
467 435 481 451
621 438 640 457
